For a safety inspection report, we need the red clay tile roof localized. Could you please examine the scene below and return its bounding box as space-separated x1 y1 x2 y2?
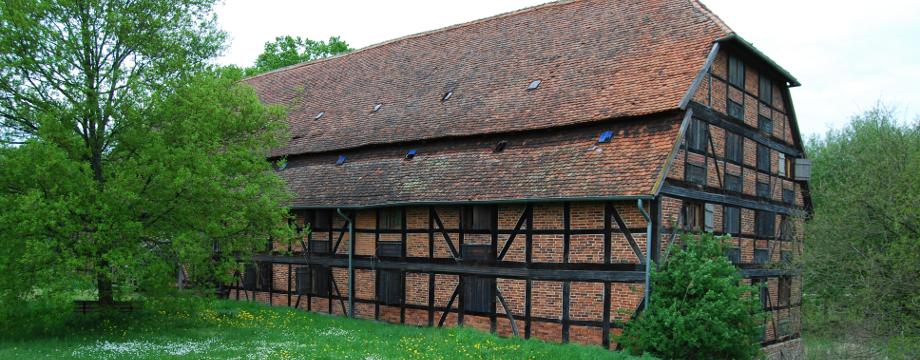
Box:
246 0 730 157
280 113 681 207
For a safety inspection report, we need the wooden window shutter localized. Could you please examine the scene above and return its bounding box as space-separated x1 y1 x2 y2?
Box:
704 204 714 232
794 158 812 181
778 153 786 176
376 242 403 305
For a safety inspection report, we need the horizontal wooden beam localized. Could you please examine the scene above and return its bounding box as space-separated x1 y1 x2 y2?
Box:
688 102 803 157
661 182 806 216
252 254 646 282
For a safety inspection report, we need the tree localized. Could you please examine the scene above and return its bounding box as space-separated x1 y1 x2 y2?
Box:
246 35 351 76
804 105 920 356
618 232 762 359
0 0 292 311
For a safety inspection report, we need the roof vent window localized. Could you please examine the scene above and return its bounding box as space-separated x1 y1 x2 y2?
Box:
405 149 417 160
493 140 508 153
336 155 347 165
527 80 541 91
372 103 382 113
314 111 325 120
442 91 453 102
598 130 614 143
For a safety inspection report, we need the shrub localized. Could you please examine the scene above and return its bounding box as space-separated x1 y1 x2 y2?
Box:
618 232 762 359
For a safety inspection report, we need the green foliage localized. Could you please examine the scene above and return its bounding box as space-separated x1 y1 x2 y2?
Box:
0 0 294 323
803 105 920 358
0 296 644 359
619 232 762 359
245 35 352 76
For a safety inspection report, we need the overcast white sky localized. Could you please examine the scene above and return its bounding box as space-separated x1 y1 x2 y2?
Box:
215 0 920 138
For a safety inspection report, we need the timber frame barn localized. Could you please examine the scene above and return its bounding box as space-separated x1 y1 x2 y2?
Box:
229 0 810 357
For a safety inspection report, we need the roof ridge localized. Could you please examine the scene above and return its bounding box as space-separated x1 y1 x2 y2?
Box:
243 0 574 81
689 0 734 35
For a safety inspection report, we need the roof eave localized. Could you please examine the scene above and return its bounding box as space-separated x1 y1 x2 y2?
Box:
290 195 657 210
717 34 801 87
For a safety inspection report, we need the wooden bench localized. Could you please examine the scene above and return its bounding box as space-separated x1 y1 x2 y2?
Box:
73 300 141 314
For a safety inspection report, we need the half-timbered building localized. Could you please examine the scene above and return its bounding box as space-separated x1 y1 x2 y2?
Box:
229 0 809 357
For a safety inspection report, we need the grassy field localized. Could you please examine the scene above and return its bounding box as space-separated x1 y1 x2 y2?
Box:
0 297 643 359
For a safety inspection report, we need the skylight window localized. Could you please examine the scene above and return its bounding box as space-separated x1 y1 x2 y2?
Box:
336 155 346 165
314 111 325 120
527 80 541 91
372 103 382 113
405 149 417 160
493 140 508 153
598 130 614 143
442 91 453 102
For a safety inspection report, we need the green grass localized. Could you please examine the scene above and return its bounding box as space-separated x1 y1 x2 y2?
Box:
0 297 644 359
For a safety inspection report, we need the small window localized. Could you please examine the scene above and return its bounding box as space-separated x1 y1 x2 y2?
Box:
442 91 453 102
314 111 325 120
372 103 382 113
778 153 786 176
723 206 741 235
758 115 773 136
756 181 771 199
379 208 403 230
461 245 495 313
309 240 330 254
683 202 704 231
783 189 795 205
724 173 742 193
728 55 745 88
686 163 706 186
781 250 793 263
755 211 775 238
780 216 795 241
405 149 417 160
752 278 769 310
308 210 333 230
376 242 403 305
778 276 792 306
295 266 328 297
598 130 614 144
757 144 771 172
310 265 330 297
687 119 708 152
759 76 773 104
725 132 743 163
724 247 741 264
785 156 796 179
244 262 273 291
728 100 744 121
462 205 493 231
336 155 347 165
754 248 770 264
527 80 541 90
493 140 508 153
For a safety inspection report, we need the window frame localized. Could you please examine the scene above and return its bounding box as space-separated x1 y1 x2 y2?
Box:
724 131 743 163
683 202 705 231
724 173 742 193
685 163 707 186
687 118 708 152
462 205 494 231
728 54 745 88
759 75 773 104
461 244 495 313
379 208 403 231
756 181 771 199
728 99 745 121
723 206 741 235
758 115 773 136
757 144 771 173
755 211 776 238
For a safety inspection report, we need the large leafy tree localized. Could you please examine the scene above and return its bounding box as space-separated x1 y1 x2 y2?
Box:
0 0 292 311
246 35 351 76
804 106 920 356
619 232 762 359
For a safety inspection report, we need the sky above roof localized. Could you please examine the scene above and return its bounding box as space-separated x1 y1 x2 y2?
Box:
215 0 920 139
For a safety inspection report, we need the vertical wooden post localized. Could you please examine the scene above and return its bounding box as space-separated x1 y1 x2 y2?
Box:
524 204 533 339
428 206 435 326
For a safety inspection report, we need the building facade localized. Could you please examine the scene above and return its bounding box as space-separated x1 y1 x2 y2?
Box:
229 0 808 358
